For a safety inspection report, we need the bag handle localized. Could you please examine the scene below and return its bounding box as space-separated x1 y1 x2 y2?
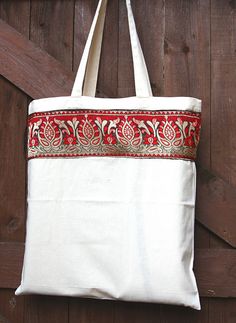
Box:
71 0 153 98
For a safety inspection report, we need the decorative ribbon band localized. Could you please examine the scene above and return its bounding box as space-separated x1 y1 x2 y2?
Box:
27 109 201 161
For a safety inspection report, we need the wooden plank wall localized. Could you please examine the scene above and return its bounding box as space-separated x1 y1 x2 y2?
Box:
0 0 235 322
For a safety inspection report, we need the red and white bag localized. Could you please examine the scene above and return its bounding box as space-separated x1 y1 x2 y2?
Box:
16 0 201 310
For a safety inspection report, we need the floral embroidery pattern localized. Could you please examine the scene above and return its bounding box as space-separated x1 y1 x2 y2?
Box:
27 109 201 161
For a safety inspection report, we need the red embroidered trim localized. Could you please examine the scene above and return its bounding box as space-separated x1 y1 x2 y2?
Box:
27 109 201 161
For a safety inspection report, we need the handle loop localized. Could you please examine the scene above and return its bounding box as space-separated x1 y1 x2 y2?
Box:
71 0 153 98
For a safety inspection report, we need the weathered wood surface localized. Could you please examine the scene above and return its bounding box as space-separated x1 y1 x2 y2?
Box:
211 0 236 188
0 77 27 243
196 167 236 248
0 289 24 323
0 2 30 323
0 18 74 99
0 0 29 246
0 0 236 322
30 1 74 70
0 242 24 289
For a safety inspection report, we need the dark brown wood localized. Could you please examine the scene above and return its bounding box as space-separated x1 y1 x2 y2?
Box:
70 299 114 323
97 0 119 98
117 0 134 97
1 243 235 298
211 0 236 188
30 0 74 70
159 301 209 323
209 299 236 323
114 301 161 323
0 0 30 36
23 295 69 323
0 289 24 323
209 201 232 252
0 15 109 100
0 77 27 243
194 248 236 297
195 223 210 249
132 0 165 97
0 3 29 322
0 18 74 99
196 166 236 248
0 0 29 246
207 1 236 307
164 0 200 96
209 26 235 311
0 242 24 289
0 0 236 321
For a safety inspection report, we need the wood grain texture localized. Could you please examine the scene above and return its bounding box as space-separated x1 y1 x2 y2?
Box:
114 301 161 323
164 0 204 96
0 242 24 288
211 0 236 187
194 223 210 249
0 289 24 323
0 78 27 243
0 2 29 322
132 0 165 97
0 18 74 99
30 0 74 70
0 0 236 321
196 166 236 247
209 298 236 323
0 0 30 35
194 248 236 297
70 299 114 323
0 3 29 244
23 295 69 323
117 0 134 97
159 301 208 323
209 200 231 250
97 0 119 98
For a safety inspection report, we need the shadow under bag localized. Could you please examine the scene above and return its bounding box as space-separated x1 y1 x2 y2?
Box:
16 0 201 310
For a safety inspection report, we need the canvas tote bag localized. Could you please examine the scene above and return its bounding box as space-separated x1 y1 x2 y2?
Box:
16 0 201 310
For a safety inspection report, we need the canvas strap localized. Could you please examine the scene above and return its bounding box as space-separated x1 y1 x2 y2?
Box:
71 0 153 97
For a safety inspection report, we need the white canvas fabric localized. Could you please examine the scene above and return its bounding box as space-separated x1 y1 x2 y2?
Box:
15 0 201 310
